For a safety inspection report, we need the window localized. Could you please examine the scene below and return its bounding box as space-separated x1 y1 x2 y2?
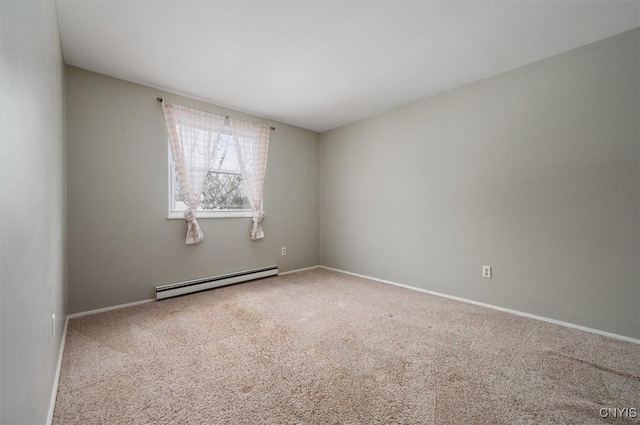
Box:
162 98 270 242
168 124 252 219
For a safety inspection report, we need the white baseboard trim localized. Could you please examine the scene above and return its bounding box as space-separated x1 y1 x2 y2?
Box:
67 267 322 319
67 265 322 320
67 267 321 319
278 265 321 276
67 298 155 320
319 266 640 345
47 316 69 425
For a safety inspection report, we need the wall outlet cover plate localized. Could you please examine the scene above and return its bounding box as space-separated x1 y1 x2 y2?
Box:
482 266 492 279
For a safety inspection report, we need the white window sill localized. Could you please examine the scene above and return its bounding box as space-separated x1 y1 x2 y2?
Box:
167 210 253 219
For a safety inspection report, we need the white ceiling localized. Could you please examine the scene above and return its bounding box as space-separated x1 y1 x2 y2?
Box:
56 1 639 132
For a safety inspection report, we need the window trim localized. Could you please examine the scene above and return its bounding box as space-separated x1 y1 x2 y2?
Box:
166 144 253 220
166 211 254 220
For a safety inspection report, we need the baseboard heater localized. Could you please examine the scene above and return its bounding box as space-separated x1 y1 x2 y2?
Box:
155 265 279 301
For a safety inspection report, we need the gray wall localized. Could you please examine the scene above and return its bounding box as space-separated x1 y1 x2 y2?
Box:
319 29 640 339
66 66 319 314
1 1 68 424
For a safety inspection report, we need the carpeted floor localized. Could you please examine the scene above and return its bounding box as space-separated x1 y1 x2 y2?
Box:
53 268 640 424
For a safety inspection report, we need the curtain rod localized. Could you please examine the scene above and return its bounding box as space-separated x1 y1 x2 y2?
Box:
156 97 275 131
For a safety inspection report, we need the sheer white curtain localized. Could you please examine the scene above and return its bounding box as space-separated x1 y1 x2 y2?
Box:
229 118 270 240
161 100 226 244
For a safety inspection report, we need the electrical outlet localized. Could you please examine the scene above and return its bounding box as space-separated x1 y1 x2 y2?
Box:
51 314 56 338
281 247 287 256
482 265 492 279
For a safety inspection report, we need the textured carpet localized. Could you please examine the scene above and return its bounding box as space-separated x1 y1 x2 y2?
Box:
54 268 640 424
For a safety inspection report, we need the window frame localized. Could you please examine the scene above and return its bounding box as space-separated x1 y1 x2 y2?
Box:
166 142 253 220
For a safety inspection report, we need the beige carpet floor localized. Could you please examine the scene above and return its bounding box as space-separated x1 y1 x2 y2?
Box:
54 268 640 424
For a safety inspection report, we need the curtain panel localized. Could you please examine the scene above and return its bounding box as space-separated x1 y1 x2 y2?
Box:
228 118 270 240
161 100 226 244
